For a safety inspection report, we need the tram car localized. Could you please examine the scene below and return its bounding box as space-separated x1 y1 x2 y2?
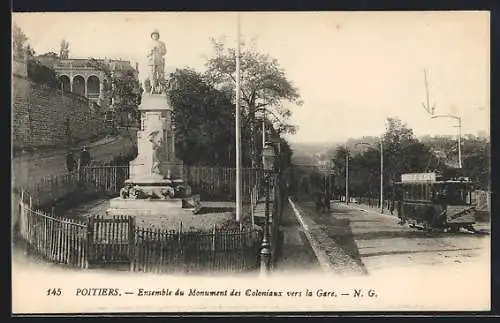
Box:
393 172 476 232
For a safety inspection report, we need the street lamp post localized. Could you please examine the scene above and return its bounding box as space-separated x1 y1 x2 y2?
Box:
260 142 275 275
431 114 462 169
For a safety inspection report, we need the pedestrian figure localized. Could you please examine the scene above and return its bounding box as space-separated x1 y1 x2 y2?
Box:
65 150 76 172
314 189 330 213
322 191 331 212
314 190 323 212
79 145 91 168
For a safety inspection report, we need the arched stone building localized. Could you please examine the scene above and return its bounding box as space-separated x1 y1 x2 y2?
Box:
36 55 138 109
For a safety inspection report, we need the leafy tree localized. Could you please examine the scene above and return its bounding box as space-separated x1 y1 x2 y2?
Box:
204 37 303 167
87 58 143 128
352 147 380 197
421 134 490 190
277 137 293 171
329 118 443 198
166 68 242 167
165 67 296 171
27 59 61 88
13 25 62 88
330 145 378 198
331 145 348 192
328 118 490 199
13 24 28 58
382 117 439 183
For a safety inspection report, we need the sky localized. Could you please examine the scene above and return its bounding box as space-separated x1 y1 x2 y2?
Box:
12 11 490 144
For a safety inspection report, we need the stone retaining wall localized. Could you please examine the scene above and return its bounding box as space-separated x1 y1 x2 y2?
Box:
12 75 108 150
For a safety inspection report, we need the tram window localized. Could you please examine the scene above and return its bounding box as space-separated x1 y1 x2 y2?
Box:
404 186 410 199
396 187 403 199
434 185 447 201
452 186 471 205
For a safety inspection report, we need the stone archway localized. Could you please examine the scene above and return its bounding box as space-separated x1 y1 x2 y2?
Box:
87 75 100 98
72 75 85 96
59 75 71 92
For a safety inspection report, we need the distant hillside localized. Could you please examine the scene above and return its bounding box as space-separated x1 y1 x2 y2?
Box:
290 142 335 154
290 141 337 166
290 136 380 164
290 133 489 170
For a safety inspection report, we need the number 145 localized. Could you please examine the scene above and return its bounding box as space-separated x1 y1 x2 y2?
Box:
47 288 62 296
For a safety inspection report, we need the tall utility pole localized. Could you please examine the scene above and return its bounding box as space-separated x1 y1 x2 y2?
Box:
235 13 242 222
422 69 435 115
379 139 384 212
457 117 462 169
345 145 349 204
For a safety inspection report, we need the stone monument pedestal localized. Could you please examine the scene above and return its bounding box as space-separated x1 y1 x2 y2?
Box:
107 197 186 216
105 29 202 221
106 92 194 219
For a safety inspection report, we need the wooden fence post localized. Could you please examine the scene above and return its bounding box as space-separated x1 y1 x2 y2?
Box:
129 216 136 272
19 190 25 238
85 216 94 269
178 221 183 248
178 222 183 270
212 224 216 270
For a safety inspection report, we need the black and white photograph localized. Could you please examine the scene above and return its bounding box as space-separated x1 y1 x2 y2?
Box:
11 11 491 313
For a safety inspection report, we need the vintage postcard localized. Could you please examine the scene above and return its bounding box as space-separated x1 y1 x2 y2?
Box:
11 11 491 314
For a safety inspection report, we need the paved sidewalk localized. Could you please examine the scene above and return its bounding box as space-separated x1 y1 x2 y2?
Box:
342 202 397 218
329 201 490 275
